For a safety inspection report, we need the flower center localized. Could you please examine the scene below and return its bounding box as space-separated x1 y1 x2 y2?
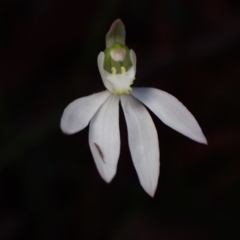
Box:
103 43 132 74
110 48 126 61
99 43 136 95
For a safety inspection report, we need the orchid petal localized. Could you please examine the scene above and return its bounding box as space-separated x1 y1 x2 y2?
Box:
106 19 126 48
121 95 159 197
89 95 120 183
130 49 137 72
60 91 111 134
132 88 207 144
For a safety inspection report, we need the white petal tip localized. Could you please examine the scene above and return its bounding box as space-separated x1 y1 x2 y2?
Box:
201 137 208 145
61 130 75 135
61 129 71 135
194 132 208 145
109 19 125 33
145 188 157 198
98 168 116 183
60 118 80 135
60 120 74 135
112 19 123 26
102 176 113 184
60 121 72 135
141 181 158 197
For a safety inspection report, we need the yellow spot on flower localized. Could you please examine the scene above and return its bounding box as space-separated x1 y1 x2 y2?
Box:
121 66 126 74
111 67 117 74
114 87 132 96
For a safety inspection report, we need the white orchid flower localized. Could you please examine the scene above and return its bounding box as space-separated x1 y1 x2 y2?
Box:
60 19 207 197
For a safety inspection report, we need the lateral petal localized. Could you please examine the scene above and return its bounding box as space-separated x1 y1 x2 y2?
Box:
89 95 120 183
60 91 111 134
132 87 207 144
121 95 159 197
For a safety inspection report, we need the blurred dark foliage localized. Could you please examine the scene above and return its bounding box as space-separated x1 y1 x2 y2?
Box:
0 0 239 239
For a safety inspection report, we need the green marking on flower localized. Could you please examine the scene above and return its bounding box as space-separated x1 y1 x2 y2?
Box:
104 42 133 74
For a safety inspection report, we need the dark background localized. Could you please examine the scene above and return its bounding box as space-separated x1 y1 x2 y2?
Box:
0 0 239 239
